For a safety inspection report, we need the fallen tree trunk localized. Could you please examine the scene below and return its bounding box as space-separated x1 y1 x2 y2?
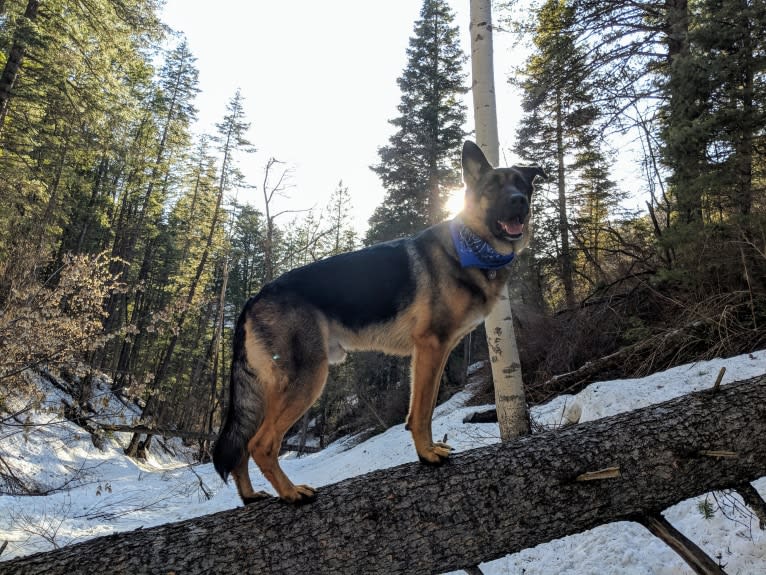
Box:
98 425 319 454
3 376 766 575
97 424 216 442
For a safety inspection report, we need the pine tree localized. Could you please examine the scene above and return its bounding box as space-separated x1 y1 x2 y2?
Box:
101 38 200 379
0 0 163 295
571 148 620 286
0 0 40 133
228 202 267 306
657 0 766 278
367 0 467 243
350 0 469 442
122 90 252 457
514 0 611 308
324 181 358 255
684 0 765 220
554 0 765 276
658 0 708 231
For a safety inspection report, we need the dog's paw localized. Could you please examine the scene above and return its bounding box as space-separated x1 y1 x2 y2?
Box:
280 484 317 505
417 442 453 466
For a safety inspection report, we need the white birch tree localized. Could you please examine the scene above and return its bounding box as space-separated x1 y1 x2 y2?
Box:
469 0 529 440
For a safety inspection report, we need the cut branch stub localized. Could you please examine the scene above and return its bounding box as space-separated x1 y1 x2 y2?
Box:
576 466 622 481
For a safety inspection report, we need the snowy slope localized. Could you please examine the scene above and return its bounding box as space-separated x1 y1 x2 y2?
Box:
1 351 765 574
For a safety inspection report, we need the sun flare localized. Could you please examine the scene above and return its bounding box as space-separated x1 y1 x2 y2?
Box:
444 187 465 219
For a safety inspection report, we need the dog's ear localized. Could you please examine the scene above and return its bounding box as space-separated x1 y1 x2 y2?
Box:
462 141 493 189
514 165 546 185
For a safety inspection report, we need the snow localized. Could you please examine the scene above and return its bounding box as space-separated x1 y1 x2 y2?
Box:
2 351 766 573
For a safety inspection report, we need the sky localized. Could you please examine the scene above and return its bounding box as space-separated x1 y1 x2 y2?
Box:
159 0 529 231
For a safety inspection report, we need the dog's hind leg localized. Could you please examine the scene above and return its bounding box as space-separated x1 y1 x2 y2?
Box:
248 358 329 504
230 453 270 505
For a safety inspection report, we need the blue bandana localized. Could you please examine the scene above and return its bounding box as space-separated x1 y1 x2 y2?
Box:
449 218 515 270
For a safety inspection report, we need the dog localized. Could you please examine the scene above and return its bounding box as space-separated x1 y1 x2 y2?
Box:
213 141 544 504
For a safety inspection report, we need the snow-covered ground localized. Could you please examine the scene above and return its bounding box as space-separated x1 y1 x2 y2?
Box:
1 351 766 574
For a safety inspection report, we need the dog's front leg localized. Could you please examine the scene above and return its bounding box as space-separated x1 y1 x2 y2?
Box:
407 337 453 465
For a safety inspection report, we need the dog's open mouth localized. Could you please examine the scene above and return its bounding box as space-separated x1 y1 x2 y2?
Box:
497 219 524 240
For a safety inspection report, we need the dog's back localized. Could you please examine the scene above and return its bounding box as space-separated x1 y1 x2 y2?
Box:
267 239 416 330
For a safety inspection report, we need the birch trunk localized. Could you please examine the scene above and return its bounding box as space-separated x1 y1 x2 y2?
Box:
469 0 529 440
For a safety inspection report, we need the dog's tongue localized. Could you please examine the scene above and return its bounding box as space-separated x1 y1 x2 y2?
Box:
499 220 524 237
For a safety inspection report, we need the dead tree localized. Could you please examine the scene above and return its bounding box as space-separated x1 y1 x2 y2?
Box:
2 376 765 575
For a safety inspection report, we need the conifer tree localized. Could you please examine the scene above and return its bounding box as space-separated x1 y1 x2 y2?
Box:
663 0 765 222
658 0 707 231
570 148 620 285
0 0 39 133
0 0 162 288
228 203 267 306
367 0 467 243
102 39 200 379
550 0 765 275
324 181 358 255
514 0 610 308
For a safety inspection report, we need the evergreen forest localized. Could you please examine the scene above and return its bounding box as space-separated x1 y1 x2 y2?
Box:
0 0 764 463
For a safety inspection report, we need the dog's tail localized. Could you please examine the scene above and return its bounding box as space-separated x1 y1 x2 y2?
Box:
212 300 265 482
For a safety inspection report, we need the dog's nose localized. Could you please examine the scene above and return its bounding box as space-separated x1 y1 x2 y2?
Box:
509 192 528 213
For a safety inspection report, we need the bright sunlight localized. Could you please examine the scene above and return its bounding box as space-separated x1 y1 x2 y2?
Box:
444 187 466 219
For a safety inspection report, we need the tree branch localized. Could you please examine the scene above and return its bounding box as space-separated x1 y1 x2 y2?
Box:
634 513 726 575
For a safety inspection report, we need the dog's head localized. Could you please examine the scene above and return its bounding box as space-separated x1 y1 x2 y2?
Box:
460 140 545 255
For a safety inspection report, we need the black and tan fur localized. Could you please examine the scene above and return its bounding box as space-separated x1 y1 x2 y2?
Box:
213 141 544 505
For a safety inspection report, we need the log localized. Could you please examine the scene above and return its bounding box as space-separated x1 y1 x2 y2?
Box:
2 375 765 575
98 424 216 442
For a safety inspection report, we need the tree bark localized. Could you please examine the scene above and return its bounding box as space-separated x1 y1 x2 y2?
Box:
469 0 530 441
555 88 576 309
3 376 765 575
0 0 40 133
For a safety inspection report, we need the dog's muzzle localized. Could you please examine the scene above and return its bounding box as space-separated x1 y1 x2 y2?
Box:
496 191 528 239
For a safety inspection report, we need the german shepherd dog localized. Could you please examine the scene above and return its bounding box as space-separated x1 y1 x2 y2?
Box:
213 141 544 505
